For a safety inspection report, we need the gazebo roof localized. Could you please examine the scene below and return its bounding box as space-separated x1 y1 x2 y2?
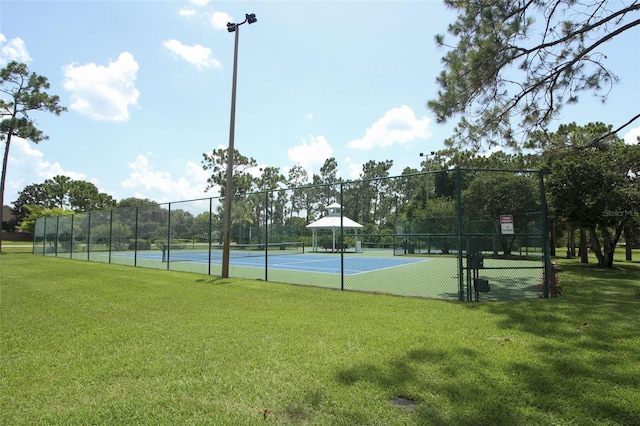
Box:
306 215 363 229
306 203 363 229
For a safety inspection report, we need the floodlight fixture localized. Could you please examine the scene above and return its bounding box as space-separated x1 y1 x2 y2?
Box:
419 151 436 202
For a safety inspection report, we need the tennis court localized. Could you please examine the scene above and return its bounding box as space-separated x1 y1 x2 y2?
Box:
33 167 551 301
105 246 543 301
117 247 431 276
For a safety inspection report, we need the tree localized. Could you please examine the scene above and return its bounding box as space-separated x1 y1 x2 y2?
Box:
462 172 540 256
201 148 257 196
168 209 195 241
543 123 640 268
428 1 640 151
44 175 73 209
358 159 393 225
252 166 285 230
68 180 116 212
14 176 115 215
286 164 309 219
193 211 216 241
118 197 159 208
1 61 66 251
319 157 340 206
17 205 71 234
9 183 51 231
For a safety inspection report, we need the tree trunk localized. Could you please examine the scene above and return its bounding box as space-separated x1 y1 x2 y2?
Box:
589 227 606 268
602 225 615 269
0 133 13 254
500 235 514 257
624 222 633 261
549 218 556 256
579 228 588 264
591 221 626 268
566 223 575 258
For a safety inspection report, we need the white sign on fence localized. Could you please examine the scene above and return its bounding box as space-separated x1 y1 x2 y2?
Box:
500 215 514 234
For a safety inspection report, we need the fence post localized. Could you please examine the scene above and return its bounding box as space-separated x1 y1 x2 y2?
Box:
87 212 91 261
455 166 464 301
340 183 344 291
108 210 113 264
540 170 551 298
208 198 213 276
134 207 139 267
54 215 60 257
264 190 269 282
42 217 47 256
70 214 75 259
166 203 171 270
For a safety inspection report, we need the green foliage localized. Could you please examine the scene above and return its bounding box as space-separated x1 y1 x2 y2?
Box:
90 222 133 251
462 172 539 255
1 61 66 248
0 61 66 144
117 197 159 208
287 164 309 219
12 176 116 222
201 148 257 196
428 1 640 150
17 205 72 234
130 239 151 250
543 123 640 267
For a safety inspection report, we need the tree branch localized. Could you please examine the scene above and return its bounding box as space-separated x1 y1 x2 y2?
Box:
516 3 640 58
500 18 640 126
583 112 640 149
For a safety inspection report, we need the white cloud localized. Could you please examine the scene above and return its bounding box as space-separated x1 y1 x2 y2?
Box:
63 52 140 121
344 157 362 180
305 113 313 120
623 126 640 145
287 135 333 169
178 8 197 17
211 11 232 30
4 137 86 205
0 33 31 65
347 105 431 150
175 2 231 31
163 39 221 69
121 154 209 203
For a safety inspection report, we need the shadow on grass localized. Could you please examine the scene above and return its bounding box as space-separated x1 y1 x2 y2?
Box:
330 261 640 424
471 261 640 424
334 347 530 425
194 277 234 285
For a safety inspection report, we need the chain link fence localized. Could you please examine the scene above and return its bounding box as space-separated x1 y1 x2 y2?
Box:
33 167 552 301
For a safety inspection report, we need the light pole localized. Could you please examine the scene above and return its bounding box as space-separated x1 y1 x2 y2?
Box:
221 13 257 278
419 151 435 202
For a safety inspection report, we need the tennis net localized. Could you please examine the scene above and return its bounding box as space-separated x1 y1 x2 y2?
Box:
161 241 305 263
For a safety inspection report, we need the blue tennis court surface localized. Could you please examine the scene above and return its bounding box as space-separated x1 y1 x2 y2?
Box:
123 251 430 275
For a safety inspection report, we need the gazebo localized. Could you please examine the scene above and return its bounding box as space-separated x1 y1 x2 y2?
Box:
306 203 363 252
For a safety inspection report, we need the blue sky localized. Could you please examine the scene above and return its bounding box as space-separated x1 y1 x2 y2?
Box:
1 0 639 208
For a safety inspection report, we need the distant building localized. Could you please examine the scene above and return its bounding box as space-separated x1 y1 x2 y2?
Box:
2 205 15 231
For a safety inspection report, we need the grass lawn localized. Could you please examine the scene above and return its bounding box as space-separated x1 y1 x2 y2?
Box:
0 240 33 254
1 250 639 425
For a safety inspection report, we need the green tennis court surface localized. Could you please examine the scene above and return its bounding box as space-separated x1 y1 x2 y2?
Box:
104 249 544 301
